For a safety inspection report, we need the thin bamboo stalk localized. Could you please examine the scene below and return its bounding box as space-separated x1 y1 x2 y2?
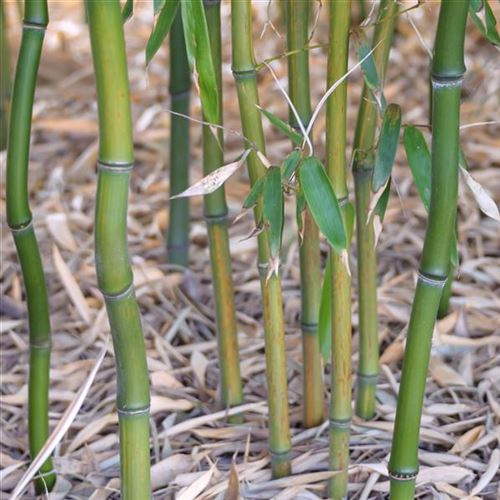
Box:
326 1 352 497
286 0 323 429
167 11 191 267
353 0 398 420
389 2 468 498
202 0 243 415
6 0 55 493
231 0 291 478
0 0 11 150
86 1 150 497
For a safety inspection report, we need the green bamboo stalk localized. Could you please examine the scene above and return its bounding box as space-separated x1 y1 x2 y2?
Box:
202 0 243 415
6 0 55 493
86 2 150 497
231 0 291 478
286 0 323 429
389 2 468 497
0 0 11 150
167 11 191 267
326 1 352 497
353 0 398 420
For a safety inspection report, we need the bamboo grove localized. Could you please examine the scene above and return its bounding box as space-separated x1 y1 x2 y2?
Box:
5 0 499 498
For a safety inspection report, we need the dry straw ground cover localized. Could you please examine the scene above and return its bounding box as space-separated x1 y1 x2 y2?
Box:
1 1 499 499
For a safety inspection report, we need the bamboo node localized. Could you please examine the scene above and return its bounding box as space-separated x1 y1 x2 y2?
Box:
117 404 150 417
337 195 350 207
417 270 447 288
101 282 134 302
204 213 228 225
23 21 47 31
301 322 318 333
9 220 33 234
257 262 283 279
232 68 257 81
431 75 464 89
388 469 418 481
357 372 378 382
329 418 352 429
97 160 134 174
170 89 190 102
30 340 52 350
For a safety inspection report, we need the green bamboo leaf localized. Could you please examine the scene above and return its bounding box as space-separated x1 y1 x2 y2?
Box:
469 1 500 46
319 257 332 361
258 106 303 145
263 167 284 258
403 126 431 211
373 103 401 192
299 157 346 253
296 186 306 234
146 0 180 64
122 0 133 22
181 0 220 125
154 0 165 15
243 175 265 209
374 178 391 221
281 149 302 181
353 29 380 90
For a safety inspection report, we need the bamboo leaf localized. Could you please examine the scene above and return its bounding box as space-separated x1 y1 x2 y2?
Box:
374 178 391 221
171 150 250 199
122 0 133 22
281 149 302 180
469 1 500 46
263 167 284 258
403 125 431 211
154 0 165 15
257 106 303 145
372 103 401 192
299 157 346 253
460 166 500 221
296 186 306 235
146 0 180 64
181 0 220 125
243 175 265 209
319 257 332 361
353 29 380 90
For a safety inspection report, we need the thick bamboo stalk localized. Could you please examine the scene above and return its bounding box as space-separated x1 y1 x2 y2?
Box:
6 0 55 493
389 2 468 498
167 11 191 267
0 0 11 150
86 2 150 497
286 0 323 429
353 0 398 420
203 0 243 415
326 2 352 497
231 0 291 478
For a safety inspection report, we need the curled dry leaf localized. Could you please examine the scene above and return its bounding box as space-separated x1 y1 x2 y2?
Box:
460 166 500 222
170 150 250 199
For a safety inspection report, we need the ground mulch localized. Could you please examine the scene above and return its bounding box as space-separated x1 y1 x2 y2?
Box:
1 1 499 499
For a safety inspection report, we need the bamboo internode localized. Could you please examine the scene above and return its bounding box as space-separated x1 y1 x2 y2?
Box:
87 1 151 497
6 0 55 492
389 2 469 498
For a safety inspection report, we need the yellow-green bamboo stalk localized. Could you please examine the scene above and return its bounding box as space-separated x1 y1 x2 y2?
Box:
326 1 352 497
6 0 55 492
231 0 291 478
167 11 191 267
0 0 11 150
86 1 150 497
286 0 323 429
203 0 243 415
353 0 398 420
389 2 469 497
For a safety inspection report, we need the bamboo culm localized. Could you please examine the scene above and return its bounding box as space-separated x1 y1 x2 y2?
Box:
326 2 352 497
6 0 55 492
231 0 291 478
0 0 11 150
286 0 323 429
203 0 243 416
389 2 468 498
167 11 191 267
353 0 398 420
86 1 151 497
